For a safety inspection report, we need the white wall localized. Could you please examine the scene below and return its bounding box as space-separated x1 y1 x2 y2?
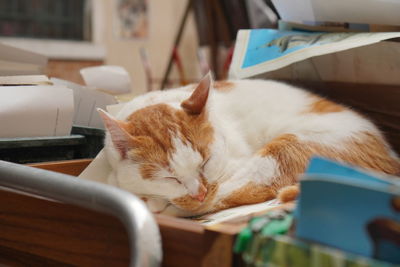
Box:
100 0 201 100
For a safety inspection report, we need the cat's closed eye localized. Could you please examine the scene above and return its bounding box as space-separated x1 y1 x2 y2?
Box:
200 157 211 169
165 177 182 184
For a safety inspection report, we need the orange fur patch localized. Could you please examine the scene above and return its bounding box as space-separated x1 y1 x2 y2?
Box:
218 182 276 210
174 109 214 160
124 104 214 178
307 97 345 114
258 134 308 189
258 132 400 188
343 132 400 175
213 81 234 92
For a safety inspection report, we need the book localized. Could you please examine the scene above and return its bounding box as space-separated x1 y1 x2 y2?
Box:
296 157 400 263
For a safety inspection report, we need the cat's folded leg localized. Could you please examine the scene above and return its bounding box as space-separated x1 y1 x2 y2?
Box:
257 133 313 188
213 156 280 210
256 132 400 204
215 134 311 210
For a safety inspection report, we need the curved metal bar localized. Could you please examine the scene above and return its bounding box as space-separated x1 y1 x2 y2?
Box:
0 160 162 267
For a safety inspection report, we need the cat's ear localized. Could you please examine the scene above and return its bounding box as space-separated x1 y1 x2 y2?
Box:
97 108 134 158
181 72 213 114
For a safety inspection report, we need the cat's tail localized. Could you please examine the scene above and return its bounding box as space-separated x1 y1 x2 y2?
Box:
277 184 299 203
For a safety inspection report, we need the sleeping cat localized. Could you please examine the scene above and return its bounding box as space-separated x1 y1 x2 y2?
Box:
98 74 400 217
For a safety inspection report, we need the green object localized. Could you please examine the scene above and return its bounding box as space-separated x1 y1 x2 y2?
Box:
260 214 293 236
242 235 398 267
235 208 399 266
234 210 293 254
234 227 253 253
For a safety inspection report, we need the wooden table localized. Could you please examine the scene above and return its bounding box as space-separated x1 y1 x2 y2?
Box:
0 159 241 266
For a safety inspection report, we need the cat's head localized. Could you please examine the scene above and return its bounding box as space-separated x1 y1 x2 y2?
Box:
99 74 221 216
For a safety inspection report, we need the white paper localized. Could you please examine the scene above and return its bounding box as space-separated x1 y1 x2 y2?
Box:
229 30 400 80
79 150 111 183
78 104 121 182
272 0 400 26
80 65 132 95
311 0 400 26
51 78 118 129
0 85 74 137
256 41 400 86
271 0 315 24
0 42 47 76
0 75 52 85
196 199 280 226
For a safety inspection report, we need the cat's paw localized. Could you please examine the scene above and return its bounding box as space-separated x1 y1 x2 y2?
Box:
278 184 299 203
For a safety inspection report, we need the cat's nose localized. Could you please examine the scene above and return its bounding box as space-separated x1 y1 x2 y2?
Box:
191 183 207 202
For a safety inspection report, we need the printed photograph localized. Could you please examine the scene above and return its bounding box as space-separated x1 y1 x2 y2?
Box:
114 0 148 39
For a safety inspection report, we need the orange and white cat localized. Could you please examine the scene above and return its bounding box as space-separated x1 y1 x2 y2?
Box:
99 74 400 217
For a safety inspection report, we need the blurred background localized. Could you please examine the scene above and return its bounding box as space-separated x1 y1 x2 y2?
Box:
1 3 400 266
0 0 278 99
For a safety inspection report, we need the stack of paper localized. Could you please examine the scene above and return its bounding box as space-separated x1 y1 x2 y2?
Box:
0 43 119 138
51 78 118 129
0 74 118 138
0 75 74 138
0 43 47 76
